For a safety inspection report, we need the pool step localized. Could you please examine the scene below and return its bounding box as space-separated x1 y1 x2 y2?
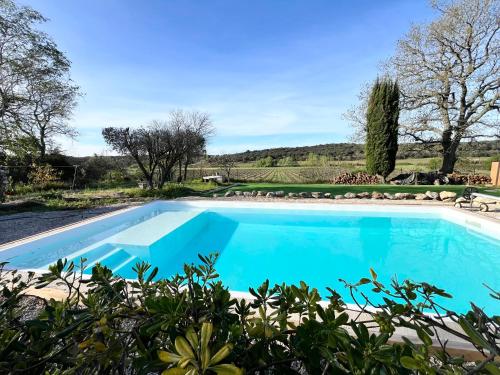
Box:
112 255 137 274
85 247 124 268
66 243 117 268
83 248 133 274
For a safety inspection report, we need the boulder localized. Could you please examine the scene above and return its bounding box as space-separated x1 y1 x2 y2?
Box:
275 190 285 197
334 194 344 199
251 190 258 197
234 191 243 196
324 193 332 199
356 192 371 199
299 192 311 198
257 191 265 196
371 192 384 199
243 191 252 197
383 192 395 200
224 191 235 197
311 192 324 199
455 197 467 204
415 193 430 200
266 192 275 198
344 192 357 199
394 193 415 200
288 192 298 198
425 191 440 200
439 191 457 201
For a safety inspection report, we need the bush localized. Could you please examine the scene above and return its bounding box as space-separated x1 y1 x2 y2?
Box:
427 157 441 171
127 183 192 199
254 156 275 167
27 164 63 189
276 156 297 167
0 255 498 374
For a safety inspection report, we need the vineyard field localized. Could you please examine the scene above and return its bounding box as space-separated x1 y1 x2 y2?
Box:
183 167 347 183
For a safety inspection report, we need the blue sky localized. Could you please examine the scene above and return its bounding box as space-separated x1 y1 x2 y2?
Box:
21 0 434 156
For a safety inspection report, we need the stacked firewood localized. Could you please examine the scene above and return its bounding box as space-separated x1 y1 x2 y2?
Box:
332 172 381 185
448 173 491 185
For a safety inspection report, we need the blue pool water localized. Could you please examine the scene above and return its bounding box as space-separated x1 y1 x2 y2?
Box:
1 204 499 313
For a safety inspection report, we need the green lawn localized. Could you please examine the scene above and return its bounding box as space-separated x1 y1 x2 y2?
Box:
219 183 500 196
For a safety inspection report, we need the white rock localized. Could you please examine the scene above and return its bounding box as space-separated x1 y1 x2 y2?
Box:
439 191 457 201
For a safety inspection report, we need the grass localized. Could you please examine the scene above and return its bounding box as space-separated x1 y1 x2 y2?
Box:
219 183 500 196
1 181 220 215
3 180 499 216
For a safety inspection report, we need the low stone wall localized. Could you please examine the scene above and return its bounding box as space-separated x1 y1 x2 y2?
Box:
222 189 460 202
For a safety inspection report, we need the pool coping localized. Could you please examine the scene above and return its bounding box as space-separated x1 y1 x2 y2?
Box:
1 199 498 359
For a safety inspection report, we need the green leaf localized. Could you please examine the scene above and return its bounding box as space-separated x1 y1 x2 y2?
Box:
210 363 242 375
175 337 195 359
400 356 420 370
458 317 492 350
158 350 181 363
185 327 198 350
485 363 500 375
201 322 213 350
161 369 188 375
358 278 371 285
146 267 158 283
209 343 233 366
417 328 432 346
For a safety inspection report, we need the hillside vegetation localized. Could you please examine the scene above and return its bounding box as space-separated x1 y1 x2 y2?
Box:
218 140 500 163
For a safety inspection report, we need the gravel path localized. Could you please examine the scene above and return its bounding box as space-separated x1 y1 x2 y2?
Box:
0 204 134 245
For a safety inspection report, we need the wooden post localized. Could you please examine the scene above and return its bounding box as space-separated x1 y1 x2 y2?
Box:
491 161 500 186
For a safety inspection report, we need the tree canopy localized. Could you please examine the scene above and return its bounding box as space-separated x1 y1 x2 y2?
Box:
103 110 213 188
0 0 80 160
365 78 400 179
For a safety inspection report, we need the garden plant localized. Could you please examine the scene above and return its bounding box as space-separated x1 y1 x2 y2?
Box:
0 254 498 374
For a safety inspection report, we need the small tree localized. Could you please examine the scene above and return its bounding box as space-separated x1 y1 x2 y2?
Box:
365 78 400 181
102 127 162 189
216 154 236 182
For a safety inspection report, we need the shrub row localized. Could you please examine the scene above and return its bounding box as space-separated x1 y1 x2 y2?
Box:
0 255 498 374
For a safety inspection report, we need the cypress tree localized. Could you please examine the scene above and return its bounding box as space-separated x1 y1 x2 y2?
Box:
365 78 400 181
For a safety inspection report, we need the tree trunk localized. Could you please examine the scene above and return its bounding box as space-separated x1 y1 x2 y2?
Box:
39 133 46 161
177 160 182 183
183 161 189 181
440 131 460 174
146 175 154 190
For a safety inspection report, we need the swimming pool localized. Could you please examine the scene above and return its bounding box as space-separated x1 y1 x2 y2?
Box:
1 201 499 313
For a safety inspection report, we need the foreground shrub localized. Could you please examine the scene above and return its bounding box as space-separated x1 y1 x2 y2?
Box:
0 255 498 374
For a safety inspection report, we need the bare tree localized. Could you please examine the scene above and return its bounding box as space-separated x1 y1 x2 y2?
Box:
177 110 213 181
215 154 237 183
342 83 371 143
388 0 499 173
102 127 164 189
0 0 80 160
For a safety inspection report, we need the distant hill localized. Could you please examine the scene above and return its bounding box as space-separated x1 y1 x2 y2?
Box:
64 140 499 167
219 140 500 162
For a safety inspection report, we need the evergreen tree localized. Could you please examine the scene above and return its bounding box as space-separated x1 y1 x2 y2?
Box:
365 78 399 180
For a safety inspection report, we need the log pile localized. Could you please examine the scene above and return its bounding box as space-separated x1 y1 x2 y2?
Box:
448 173 491 185
332 172 381 185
